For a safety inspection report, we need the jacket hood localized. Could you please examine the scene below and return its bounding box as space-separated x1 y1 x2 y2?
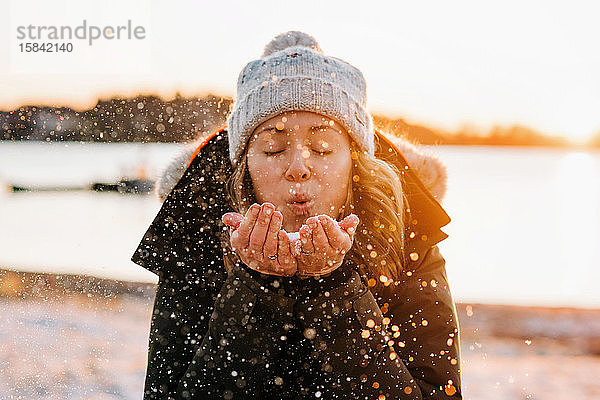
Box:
154 129 448 204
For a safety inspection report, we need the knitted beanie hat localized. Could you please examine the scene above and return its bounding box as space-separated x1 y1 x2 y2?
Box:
226 31 375 166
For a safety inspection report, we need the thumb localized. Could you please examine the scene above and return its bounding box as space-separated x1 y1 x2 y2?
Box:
290 238 302 257
222 212 244 229
339 213 360 234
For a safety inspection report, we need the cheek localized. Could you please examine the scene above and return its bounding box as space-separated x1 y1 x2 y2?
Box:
318 153 351 180
315 155 351 194
249 158 286 181
247 158 286 199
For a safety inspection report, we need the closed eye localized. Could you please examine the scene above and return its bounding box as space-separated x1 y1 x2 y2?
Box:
264 150 332 156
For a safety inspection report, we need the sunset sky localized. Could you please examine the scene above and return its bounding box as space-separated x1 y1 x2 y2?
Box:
1 0 599 142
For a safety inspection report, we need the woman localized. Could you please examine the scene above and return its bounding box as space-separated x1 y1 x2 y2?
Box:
132 31 461 399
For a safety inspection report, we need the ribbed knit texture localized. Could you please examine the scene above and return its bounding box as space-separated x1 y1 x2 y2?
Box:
226 32 375 166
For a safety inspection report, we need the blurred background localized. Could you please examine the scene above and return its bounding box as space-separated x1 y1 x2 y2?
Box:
1 0 599 399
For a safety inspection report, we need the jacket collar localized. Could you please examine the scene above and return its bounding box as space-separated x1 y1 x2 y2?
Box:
373 129 451 242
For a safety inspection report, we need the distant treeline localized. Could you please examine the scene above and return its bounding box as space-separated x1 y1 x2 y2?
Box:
371 116 582 147
0 93 231 143
1 93 596 147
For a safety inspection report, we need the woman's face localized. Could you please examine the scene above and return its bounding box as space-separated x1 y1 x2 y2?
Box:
246 110 353 233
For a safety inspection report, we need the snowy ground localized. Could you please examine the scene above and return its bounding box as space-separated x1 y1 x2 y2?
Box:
1 278 599 400
0 294 152 399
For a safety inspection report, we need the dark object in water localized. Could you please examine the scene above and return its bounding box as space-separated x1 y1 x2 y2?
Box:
9 185 87 192
93 179 155 194
90 183 119 192
9 179 155 194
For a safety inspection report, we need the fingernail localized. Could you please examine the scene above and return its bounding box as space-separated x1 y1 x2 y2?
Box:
318 216 327 224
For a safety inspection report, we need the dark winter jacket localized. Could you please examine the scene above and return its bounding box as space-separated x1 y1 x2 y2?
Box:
131 126 462 399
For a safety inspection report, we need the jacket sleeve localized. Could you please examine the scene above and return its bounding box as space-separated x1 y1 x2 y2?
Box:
294 245 462 399
386 245 462 398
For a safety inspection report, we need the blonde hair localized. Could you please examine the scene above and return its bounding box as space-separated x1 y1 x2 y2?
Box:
220 133 408 282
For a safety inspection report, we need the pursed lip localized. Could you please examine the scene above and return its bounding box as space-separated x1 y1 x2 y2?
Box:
288 199 314 216
287 193 313 216
288 193 311 203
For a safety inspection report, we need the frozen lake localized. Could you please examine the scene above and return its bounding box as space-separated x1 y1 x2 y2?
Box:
1 141 599 307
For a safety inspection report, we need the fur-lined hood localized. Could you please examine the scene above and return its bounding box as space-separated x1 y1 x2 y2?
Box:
154 129 448 205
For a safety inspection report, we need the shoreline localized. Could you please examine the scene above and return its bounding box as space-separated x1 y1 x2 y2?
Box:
2 267 599 355
2 266 598 307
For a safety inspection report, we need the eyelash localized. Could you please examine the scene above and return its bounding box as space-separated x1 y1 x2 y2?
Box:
264 150 331 156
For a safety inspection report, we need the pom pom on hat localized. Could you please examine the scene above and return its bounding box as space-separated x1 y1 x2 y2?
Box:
262 30 323 57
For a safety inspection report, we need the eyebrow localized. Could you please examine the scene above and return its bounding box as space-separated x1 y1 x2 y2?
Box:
256 123 340 136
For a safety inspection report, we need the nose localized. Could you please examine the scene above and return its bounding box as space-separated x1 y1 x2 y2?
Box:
285 148 311 182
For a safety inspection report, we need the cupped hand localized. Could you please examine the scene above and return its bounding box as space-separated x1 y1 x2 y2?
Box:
221 203 297 277
295 213 360 278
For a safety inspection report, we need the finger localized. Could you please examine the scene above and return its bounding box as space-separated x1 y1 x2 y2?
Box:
317 215 350 254
299 223 314 255
277 230 297 276
289 237 302 258
311 218 329 257
222 212 244 230
264 210 282 260
339 214 360 237
248 203 275 259
312 219 344 274
231 204 260 250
